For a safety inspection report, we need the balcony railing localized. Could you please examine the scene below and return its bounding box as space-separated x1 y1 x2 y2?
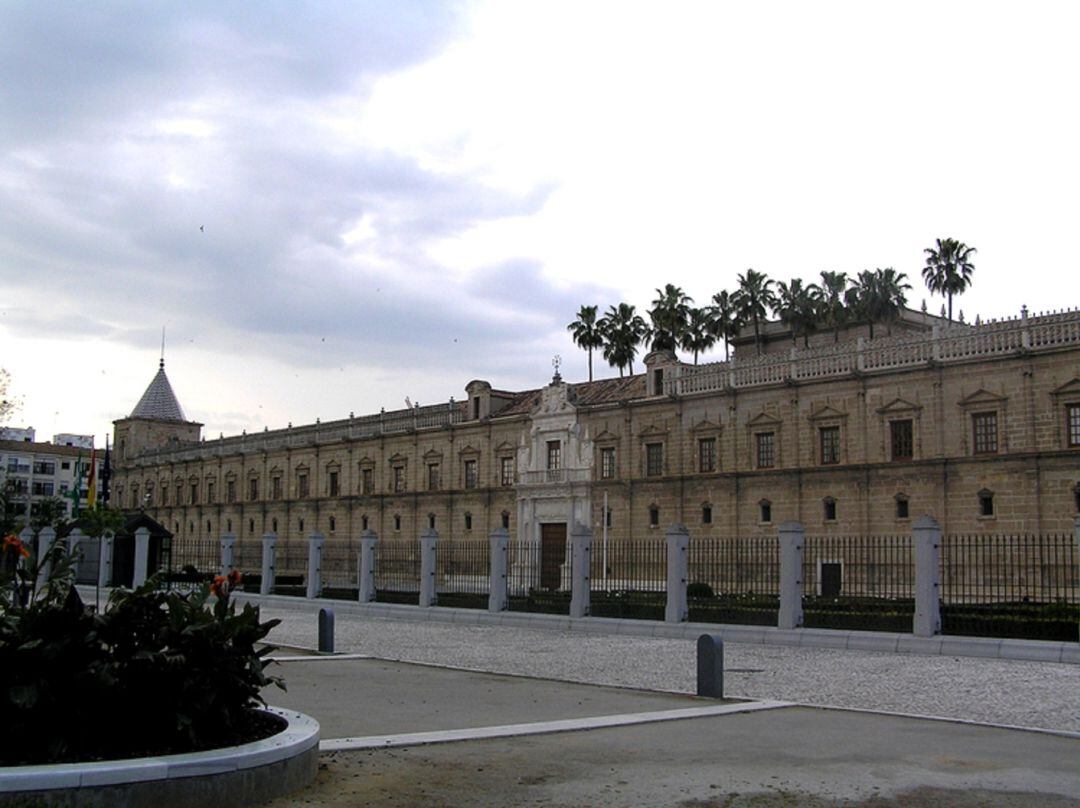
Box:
520 468 592 485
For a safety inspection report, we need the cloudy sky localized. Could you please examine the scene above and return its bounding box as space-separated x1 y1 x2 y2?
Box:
2 1 1078 444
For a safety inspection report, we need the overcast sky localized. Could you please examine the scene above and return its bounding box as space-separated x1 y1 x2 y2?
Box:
2 1 1079 444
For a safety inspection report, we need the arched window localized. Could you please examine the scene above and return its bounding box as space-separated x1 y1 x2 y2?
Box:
464 512 473 531
823 497 837 522
393 514 401 531
501 510 510 529
248 518 255 534
361 514 369 531
271 517 278 532
648 504 659 527
701 503 712 525
894 493 909 520
428 513 436 530
329 516 336 532
759 499 772 524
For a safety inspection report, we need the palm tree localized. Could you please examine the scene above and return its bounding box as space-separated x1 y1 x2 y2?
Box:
567 305 604 382
680 307 717 364
818 271 849 343
774 278 822 347
598 303 648 376
647 284 693 353
707 290 741 361
732 269 776 355
847 268 910 338
922 238 976 321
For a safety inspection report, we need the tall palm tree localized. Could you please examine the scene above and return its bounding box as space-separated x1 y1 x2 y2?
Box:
774 278 822 347
707 290 741 361
875 268 911 334
647 284 693 353
680 307 717 364
922 238 976 321
598 303 648 377
567 305 604 382
818 271 849 343
732 269 776 355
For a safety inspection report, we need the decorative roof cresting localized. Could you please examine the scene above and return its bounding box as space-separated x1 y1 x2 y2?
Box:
130 359 187 421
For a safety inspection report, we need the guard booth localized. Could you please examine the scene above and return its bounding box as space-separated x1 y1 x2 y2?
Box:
109 514 172 587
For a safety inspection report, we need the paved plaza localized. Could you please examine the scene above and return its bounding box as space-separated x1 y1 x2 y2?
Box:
253 601 1080 806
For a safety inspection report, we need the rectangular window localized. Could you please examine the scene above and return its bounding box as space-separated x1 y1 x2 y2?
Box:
698 438 716 473
820 426 840 465
890 419 913 461
760 501 772 523
361 468 374 495
1068 404 1080 447
756 432 775 469
972 411 998 454
645 443 663 476
226 479 236 503
298 474 309 498
206 481 215 503
600 447 616 479
464 459 477 489
162 485 168 506
428 463 441 491
500 457 514 486
329 471 339 497
190 482 198 505
61 461 70 470
546 440 561 470
271 476 282 500
249 478 258 501
131 489 138 508
896 498 909 519
177 483 184 504
393 466 406 493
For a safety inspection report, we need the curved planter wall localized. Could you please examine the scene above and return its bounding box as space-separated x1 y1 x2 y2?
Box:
0 707 319 808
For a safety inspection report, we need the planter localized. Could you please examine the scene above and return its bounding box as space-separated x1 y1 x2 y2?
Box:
0 708 319 808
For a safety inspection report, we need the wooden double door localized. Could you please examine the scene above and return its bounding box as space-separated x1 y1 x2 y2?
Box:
539 523 566 591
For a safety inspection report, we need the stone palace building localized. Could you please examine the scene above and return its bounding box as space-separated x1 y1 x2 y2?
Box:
111 308 1080 572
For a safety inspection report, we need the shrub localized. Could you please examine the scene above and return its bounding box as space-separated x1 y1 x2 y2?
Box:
0 535 284 765
687 582 715 599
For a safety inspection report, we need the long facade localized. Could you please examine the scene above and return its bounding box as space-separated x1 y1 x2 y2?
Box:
112 308 1080 567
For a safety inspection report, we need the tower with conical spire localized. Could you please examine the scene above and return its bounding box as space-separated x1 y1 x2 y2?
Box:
112 357 202 466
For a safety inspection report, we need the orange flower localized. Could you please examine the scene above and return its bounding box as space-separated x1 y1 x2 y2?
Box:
3 534 28 558
210 574 227 598
227 569 242 587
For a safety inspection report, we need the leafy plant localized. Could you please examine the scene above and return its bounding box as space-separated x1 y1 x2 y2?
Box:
0 535 284 765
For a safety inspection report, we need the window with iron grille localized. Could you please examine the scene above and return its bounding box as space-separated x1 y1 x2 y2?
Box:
177 483 184 503
972 411 998 454
979 490 995 517
464 459 477 489
756 432 775 469
546 440 561 470
890 419 913 461
361 468 374 495
645 443 663 476
190 482 198 505
227 479 236 503
1068 404 1080 447
759 500 772 523
329 470 339 497
206 481 215 503
823 497 837 521
271 476 282 500
502 511 510 529
648 505 659 526
393 465 406 493
819 426 840 465
895 495 909 519
500 456 514 486
298 473 309 498
428 463 440 491
249 477 259 501
702 504 712 524
698 438 716 473
600 447 616 479
329 516 336 532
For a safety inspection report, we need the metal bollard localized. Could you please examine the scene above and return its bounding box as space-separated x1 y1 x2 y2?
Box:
318 607 335 654
696 634 724 699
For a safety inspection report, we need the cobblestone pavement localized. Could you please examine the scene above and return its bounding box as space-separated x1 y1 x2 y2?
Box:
259 607 1080 734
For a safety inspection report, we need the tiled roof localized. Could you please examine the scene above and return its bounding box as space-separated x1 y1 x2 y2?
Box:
495 375 647 417
130 362 187 421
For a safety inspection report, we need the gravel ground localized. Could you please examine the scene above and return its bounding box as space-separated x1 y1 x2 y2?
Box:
260 608 1080 734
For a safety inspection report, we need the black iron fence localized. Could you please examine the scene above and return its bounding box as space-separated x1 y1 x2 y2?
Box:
941 532 1077 640
374 539 420 604
589 537 666 620
802 534 914 632
435 538 490 609
688 536 780 626
507 539 571 615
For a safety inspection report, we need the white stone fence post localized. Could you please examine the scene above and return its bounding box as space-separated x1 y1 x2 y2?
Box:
132 527 151 587
665 524 689 623
219 532 236 577
419 528 438 607
67 528 85 580
98 530 114 589
260 532 277 595
777 521 805 630
569 523 592 619
306 532 325 599
35 527 56 592
488 527 509 612
358 528 378 603
912 516 942 637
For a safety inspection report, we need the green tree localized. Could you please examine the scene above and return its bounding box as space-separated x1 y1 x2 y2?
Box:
818 271 849 343
598 303 647 376
567 305 605 382
847 268 910 339
647 284 692 353
707 290 741 361
732 269 776 355
680 307 717 364
922 238 976 321
774 278 822 347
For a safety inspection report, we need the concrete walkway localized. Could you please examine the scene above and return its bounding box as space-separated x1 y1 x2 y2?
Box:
260 655 1080 807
